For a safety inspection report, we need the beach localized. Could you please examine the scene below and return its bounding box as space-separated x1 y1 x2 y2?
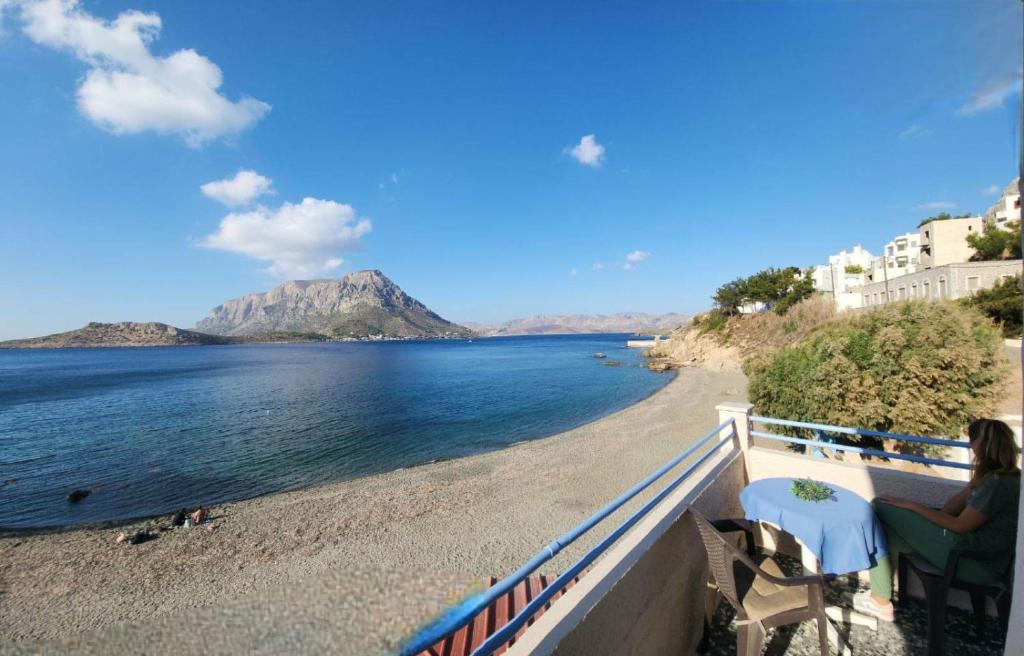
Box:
0 368 747 655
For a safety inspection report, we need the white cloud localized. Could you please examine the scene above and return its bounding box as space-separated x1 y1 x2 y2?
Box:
200 197 372 278
914 201 956 211
201 170 274 207
621 262 635 271
390 172 399 184
569 268 577 277
626 250 650 262
956 74 1022 116
564 134 605 168
898 124 930 139
982 184 1000 195
12 0 269 145
591 262 605 271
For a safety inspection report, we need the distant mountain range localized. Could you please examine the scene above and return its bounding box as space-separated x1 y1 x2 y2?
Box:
2 273 685 347
464 313 689 337
195 270 471 339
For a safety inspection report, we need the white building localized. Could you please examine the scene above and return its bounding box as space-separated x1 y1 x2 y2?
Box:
870 232 920 283
984 177 1021 230
810 244 874 310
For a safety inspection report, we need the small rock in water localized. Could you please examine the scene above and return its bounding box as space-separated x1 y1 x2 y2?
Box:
593 352 607 359
67 489 91 503
601 360 622 366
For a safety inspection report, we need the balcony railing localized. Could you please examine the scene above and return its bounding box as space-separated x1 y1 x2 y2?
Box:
750 415 971 470
399 419 737 656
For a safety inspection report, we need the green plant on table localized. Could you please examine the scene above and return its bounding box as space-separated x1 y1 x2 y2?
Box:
791 478 834 503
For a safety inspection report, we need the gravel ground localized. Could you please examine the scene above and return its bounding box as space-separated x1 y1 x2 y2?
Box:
703 554 1007 656
0 368 748 655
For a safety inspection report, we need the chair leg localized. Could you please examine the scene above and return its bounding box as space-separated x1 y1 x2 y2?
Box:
996 593 1011 635
896 554 908 608
737 622 765 656
921 579 949 656
967 585 986 636
816 613 830 656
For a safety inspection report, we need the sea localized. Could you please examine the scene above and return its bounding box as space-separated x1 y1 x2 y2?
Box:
0 334 672 529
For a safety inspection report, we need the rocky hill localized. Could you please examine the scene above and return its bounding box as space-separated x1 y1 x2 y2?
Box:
195 270 471 339
0 322 242 348
466 313 689 337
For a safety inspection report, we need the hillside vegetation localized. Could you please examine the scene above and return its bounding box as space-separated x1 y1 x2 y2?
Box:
745 301 1008 453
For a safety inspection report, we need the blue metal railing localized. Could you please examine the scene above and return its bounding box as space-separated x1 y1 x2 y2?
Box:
399 418 737 656
750 415 971 471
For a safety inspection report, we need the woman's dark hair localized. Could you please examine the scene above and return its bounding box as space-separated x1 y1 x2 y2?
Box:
967 418 1021 483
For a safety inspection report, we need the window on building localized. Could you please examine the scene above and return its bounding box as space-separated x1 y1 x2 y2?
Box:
864 294 870 306
938 277 947 299
922 280 930 300
924 230 930 239
966 276 980 292
887 246 893 256
897 286 906 300
911 283 917 298
897 242 906 251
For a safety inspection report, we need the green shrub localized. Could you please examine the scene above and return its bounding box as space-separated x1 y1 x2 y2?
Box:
745 301 1009 456
966 221 1022 261
962 275 1023 337
693 308 729 335
844 264 864 274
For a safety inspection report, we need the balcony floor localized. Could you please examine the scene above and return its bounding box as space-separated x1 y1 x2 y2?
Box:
702 556 1007 656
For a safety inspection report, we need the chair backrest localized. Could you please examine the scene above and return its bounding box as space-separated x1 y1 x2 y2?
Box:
691 508 749 614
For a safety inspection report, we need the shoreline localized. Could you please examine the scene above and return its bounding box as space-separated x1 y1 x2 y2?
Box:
1 366 674 535
0 367 747 655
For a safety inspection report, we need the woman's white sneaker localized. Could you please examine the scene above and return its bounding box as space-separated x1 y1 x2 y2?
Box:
852 590 895 622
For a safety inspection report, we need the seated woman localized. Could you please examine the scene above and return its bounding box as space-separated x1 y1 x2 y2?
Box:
853 418 1020 621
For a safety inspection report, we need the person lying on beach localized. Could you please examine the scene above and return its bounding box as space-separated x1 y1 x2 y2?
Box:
190 506 208 526
853 418 1020 621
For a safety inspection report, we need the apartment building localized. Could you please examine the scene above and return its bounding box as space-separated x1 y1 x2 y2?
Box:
918 215 983 268
984 177 1021 230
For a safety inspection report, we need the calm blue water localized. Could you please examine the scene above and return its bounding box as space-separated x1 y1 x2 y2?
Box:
0 335 671 529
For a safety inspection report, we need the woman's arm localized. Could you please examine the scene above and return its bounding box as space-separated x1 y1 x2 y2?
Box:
879 495 989 535
941 485 972 516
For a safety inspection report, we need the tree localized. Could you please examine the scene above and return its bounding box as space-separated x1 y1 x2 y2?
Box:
966 220 1022 261
712 267 813 316
844 264 864 274
962 275 1023 337
745 301 1009 456
713 278 748 315
918 212 971 228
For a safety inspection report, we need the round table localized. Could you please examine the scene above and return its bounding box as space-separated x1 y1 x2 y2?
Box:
739 477 888 576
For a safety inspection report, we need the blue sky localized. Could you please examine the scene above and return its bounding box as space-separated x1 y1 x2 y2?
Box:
0 0 1020 339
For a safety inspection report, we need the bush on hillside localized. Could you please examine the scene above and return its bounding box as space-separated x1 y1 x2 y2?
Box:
962 275 1023 338
745 301 1008 456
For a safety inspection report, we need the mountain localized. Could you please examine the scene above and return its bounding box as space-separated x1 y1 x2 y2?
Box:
195 270 471 339
466 313 689 337
0 322 242 348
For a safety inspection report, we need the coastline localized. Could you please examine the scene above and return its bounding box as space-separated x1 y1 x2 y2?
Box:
0 367 747 655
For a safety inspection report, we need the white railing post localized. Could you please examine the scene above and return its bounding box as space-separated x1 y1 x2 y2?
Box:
716 401 754 460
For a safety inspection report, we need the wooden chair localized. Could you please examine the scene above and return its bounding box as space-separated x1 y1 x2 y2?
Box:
692 509 831 656
897 545 1013 656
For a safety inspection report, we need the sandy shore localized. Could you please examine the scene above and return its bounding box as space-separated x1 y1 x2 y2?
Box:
0 368 747 655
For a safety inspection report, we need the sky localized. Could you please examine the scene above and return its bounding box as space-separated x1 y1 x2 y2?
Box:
0 0 1021 340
